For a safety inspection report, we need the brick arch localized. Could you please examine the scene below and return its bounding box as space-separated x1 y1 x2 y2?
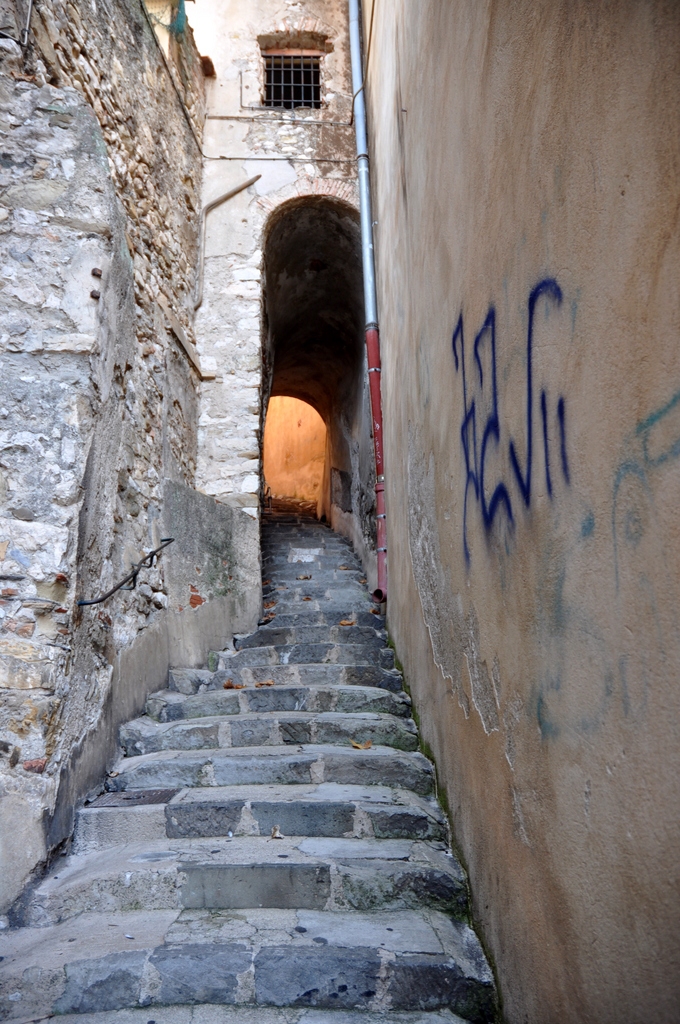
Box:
256 175 359 227
256 17 337 53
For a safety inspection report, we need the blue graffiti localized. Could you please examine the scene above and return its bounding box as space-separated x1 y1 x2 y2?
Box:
612 386 680 590
452 277 569 561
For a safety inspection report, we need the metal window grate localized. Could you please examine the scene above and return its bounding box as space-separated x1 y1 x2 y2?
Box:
265 55 321 109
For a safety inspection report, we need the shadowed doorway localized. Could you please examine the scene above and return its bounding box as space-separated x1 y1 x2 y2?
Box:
261 195 377 580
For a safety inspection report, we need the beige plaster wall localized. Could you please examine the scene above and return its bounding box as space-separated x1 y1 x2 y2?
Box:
263 397 327 504
364 2 680 1021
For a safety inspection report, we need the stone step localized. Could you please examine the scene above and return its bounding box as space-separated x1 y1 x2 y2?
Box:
18 836 468 924
145 683 412 723
171 664 405 694
216 643 396 670
264 598 381 616
120 711 419 756
235 624 386 649
162 783 447 841
74 782 446 847
105 744 435 795
267 609 385 628
263 551 361 561
262 570 367 581
264 582 369 597
17 1007 472 1024
262 546 355 553
0 908 495 1020
262 570 364 583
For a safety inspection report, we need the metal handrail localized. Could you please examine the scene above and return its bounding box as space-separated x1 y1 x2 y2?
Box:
77 538 174 607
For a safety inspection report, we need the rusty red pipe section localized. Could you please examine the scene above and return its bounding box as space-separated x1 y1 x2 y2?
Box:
366 324 386 603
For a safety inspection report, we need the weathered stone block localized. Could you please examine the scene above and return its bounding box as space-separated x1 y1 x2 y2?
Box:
254 946 382 1008
149 942 251 1004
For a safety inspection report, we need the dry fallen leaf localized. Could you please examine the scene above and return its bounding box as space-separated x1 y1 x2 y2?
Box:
223 679 245 690
262 579 271 585
339 619 355 627
350 739 372 749
296 574 311 580
255 680 275 688
338 565 349 570
370 608 380 615
270 824 284 839
358 578 367 584
302 596 312 602
260 614 275 624
263 600 277 609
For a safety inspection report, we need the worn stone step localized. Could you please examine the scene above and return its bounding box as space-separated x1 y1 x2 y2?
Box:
19 1007 472 1024
18 836 468 924
121 711 419 757
215 643 395 671
264 583 370 599
235 624 386 649
74 778 446 851
262 569 364 584
0 908 494 1021
163 783 447 841
262 571 367 583
105 744 435 795
268 609 385 628
264 599 381 617
263 545 359 552
171 664 404 694
146 683 412 723
262 562 363 576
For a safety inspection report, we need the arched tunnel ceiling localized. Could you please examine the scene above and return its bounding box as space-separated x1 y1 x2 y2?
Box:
264 197 364 423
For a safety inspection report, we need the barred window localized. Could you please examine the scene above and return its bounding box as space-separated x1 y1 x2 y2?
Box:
264 55 321 109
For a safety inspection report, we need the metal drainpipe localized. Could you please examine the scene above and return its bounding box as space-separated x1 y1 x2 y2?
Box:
348 0 386 605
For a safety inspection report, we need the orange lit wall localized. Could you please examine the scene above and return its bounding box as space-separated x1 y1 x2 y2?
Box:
263 397 327 504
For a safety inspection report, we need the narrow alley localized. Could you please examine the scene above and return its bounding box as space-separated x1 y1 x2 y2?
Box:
1 0 679 1022
1 503 494 1020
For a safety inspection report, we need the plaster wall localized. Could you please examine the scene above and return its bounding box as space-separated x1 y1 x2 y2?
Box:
364 1 680 1021
263 396 326 505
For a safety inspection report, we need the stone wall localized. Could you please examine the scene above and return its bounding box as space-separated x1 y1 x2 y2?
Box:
364 1 680 1021
0 0 260 913
189 1 370 559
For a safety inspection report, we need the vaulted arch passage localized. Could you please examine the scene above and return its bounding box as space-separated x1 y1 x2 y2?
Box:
262 196 376 570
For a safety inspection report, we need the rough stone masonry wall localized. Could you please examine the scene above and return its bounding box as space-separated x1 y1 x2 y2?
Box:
0 0 259 914
364 1 680 1022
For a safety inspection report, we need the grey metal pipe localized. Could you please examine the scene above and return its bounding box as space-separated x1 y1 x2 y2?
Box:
194 174 261 310
21 0 33 47
349 0 378 328
348 0 386 604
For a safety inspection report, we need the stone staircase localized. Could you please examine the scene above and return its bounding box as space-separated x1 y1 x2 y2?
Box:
0 504 496 1023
